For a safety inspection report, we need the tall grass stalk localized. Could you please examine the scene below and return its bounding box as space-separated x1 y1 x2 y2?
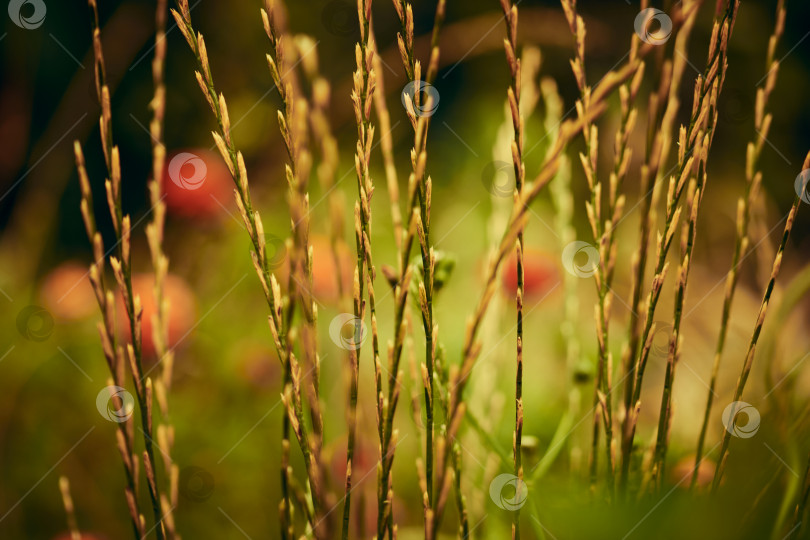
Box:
652 170 705 483
343 0 380 537
77 2 170 536
495 0 527 534
396 0 445 527
74 141 144 540
378 1 446 537
298 43 354 505
711 149 810 490
261 3 326 535
692 0 786 488
560 0 615 490
269 6 328 536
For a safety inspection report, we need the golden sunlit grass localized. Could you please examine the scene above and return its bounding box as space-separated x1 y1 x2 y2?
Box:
62 0 810 538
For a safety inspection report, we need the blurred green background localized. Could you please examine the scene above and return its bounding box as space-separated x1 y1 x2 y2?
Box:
2 0 810 538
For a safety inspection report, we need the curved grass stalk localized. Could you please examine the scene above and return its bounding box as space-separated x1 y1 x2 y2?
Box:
711 150 810 490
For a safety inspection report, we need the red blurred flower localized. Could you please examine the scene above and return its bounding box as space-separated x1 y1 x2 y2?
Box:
162 149 234 219
502 248 560 299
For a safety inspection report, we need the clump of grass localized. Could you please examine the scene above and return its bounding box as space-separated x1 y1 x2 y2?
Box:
260 4 326 534
65 0 810 537
437 31 650 537
692 0 786 488
648 0 736 485
373 1 447 537
620 0 702 491
623 1 739 492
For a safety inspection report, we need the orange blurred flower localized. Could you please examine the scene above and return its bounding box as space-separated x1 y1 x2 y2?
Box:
273 235 354 305
40 262 96 321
